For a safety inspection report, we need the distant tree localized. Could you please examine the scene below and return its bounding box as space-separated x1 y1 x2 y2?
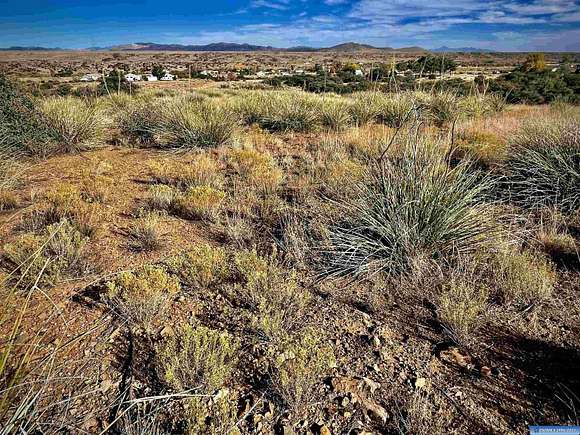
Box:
521 53 546 72
99 69 135 95
152 65 165 80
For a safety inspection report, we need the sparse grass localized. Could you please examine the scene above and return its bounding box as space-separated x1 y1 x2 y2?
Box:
149 154 223 189
227 148 283 193
323 142 499 278
158 323 238 392
173 186 226 221
491 248 555 306
148 184 178 211
0 190 18 211
505 118 580 213
105 265 180 330
39 96 106 153
454 128 506 167
42 183 101 237
127 211 165 252
166 244 229 289
271 328 335 410
438 276 488 344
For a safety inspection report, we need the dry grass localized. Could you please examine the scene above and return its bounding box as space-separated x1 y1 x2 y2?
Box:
149 154 224 189
126 211 165 252
227 148 283 194
173 186 226 221
39 96 106 153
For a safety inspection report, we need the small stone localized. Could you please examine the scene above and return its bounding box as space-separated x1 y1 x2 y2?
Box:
414 377 427 389
341 396 350 407
343 411 352 418
320 424 331 435
371 335 381 348
371 364 381 373
480 366 492 377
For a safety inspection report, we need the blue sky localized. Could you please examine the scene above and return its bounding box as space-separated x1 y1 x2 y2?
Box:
1 0 579 51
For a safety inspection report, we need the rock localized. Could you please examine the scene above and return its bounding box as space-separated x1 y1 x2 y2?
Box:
414 377 426 389
320 425 331 435
99 379 112 393
371 335 381 348
331 376 388 423
362 377 380 394
341 396 350 407
480 366 492 377
160 325 174 337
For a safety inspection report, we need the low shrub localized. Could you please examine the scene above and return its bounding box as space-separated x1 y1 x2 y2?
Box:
0 190 18 211
186 393 239 435
117 101 160 146
233 250 310 341
127 211 165 252
105 265 180 330
173 186 226 221
166 244 229 289
158 323 238 392
3 219 90 289
271 328 335 410
227 148 283 194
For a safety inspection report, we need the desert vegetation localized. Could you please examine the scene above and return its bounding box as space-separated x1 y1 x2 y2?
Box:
0 72 579 434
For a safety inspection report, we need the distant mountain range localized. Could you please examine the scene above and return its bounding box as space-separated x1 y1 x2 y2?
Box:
0 41 493 53
432 46 496 53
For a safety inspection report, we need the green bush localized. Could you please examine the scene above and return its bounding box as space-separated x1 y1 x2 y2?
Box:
323 143 499 278
505 119 580 213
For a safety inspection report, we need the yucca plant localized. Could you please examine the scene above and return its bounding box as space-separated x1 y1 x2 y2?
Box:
39 96 106 153
427 91 460 127
376 93 416 128
156 99 236 148
322 141 499 278
505 119 580 214
320 98 353 131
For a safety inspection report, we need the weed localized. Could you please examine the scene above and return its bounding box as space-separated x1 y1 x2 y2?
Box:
227 148 283 193
0 190 18 211
158 323 238 392
186 391 239 435
127 211 165 252
166 244 229 289
174 186 226 221
105 265 180 330
148 184 178 211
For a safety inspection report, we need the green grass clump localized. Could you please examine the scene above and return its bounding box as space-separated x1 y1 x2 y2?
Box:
39 96 106 153
156 99 236 148
158 323 238 392
117 101 160 146
105 265 180 329
505 119 580 213
323 143 499 278
320 98 353 131
427 91 460 127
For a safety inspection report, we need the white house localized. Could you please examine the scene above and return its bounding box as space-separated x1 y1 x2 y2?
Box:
160 73 175 81
124 73 142 82
144 74 158 81
80 73 101 82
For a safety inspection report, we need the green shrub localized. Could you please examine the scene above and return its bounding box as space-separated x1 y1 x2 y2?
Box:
505 119 580 213
173 186 226 221
3 219 90 289
105 265 180 329
158 323 238 392
271 328 335 410
127 211 165 252
427 91 460 127
0 74 52 154
323 143 499 278
166 244 229 289
320 98 353 131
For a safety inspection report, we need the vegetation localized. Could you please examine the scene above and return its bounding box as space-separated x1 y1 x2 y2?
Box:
1 73 579 434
